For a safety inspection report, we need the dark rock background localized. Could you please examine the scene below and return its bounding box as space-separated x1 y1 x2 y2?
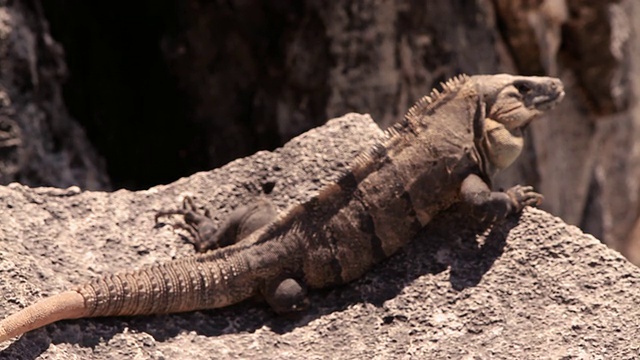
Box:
0 1 109 190
0 115 638 359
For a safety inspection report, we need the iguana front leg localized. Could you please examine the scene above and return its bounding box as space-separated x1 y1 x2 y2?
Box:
156 196 277 252
460 173 542 222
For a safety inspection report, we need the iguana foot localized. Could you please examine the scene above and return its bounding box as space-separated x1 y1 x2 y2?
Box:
155 196 211 223
156 196 278 252
263 277 309 314
460 173 542 222
155 196 219 252
505 185 543 212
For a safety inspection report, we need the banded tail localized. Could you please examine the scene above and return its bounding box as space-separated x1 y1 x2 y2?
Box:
0 250 259 343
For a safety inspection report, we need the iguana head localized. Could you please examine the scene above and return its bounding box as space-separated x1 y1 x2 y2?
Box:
474 74 565 129
470 74 565 174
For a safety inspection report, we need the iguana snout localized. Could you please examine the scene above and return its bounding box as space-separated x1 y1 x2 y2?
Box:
521 78 565 111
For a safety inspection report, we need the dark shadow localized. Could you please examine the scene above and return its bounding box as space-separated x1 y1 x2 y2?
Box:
0 331 51 360
0 207 519 358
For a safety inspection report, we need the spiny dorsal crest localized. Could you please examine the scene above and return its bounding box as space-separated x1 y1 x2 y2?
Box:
351 74 469 173
282 75 471 235
404 74 469 123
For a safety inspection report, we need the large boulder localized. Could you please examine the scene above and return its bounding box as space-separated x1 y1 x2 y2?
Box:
0 114 638 359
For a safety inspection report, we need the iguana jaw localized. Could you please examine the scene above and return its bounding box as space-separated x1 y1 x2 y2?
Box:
531 91 564 110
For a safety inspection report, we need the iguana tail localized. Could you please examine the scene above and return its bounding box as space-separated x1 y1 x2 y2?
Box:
0 291 87 343
74 253 258 318
0 250 261 343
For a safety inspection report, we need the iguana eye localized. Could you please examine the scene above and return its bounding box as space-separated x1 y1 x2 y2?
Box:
514 82 532 95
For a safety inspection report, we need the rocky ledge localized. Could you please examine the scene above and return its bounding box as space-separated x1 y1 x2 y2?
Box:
0 114 638 359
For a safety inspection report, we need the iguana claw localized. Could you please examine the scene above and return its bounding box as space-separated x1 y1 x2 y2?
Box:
506 185 543 212
155 196 218 252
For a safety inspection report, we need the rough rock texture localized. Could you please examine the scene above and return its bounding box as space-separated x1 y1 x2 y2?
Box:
1 115 639 359
0 1 109 190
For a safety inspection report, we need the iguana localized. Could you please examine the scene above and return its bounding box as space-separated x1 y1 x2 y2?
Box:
0 74 564 343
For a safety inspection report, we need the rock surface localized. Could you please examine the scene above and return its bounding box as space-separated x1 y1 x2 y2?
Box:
0 114 639 359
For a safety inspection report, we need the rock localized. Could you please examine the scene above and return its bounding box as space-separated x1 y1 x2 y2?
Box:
0 2 110 190
0 114 638 359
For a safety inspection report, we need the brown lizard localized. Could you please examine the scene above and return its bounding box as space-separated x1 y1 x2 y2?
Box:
0 74 564 343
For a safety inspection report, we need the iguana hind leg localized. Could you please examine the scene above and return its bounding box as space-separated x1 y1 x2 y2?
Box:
156 196 277 252
460 173 542 222
262 277 309 314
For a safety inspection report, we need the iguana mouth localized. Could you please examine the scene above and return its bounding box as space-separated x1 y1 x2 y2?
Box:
533 89 565 110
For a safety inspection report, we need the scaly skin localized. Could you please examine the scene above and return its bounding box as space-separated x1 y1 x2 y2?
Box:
0 74 564 343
